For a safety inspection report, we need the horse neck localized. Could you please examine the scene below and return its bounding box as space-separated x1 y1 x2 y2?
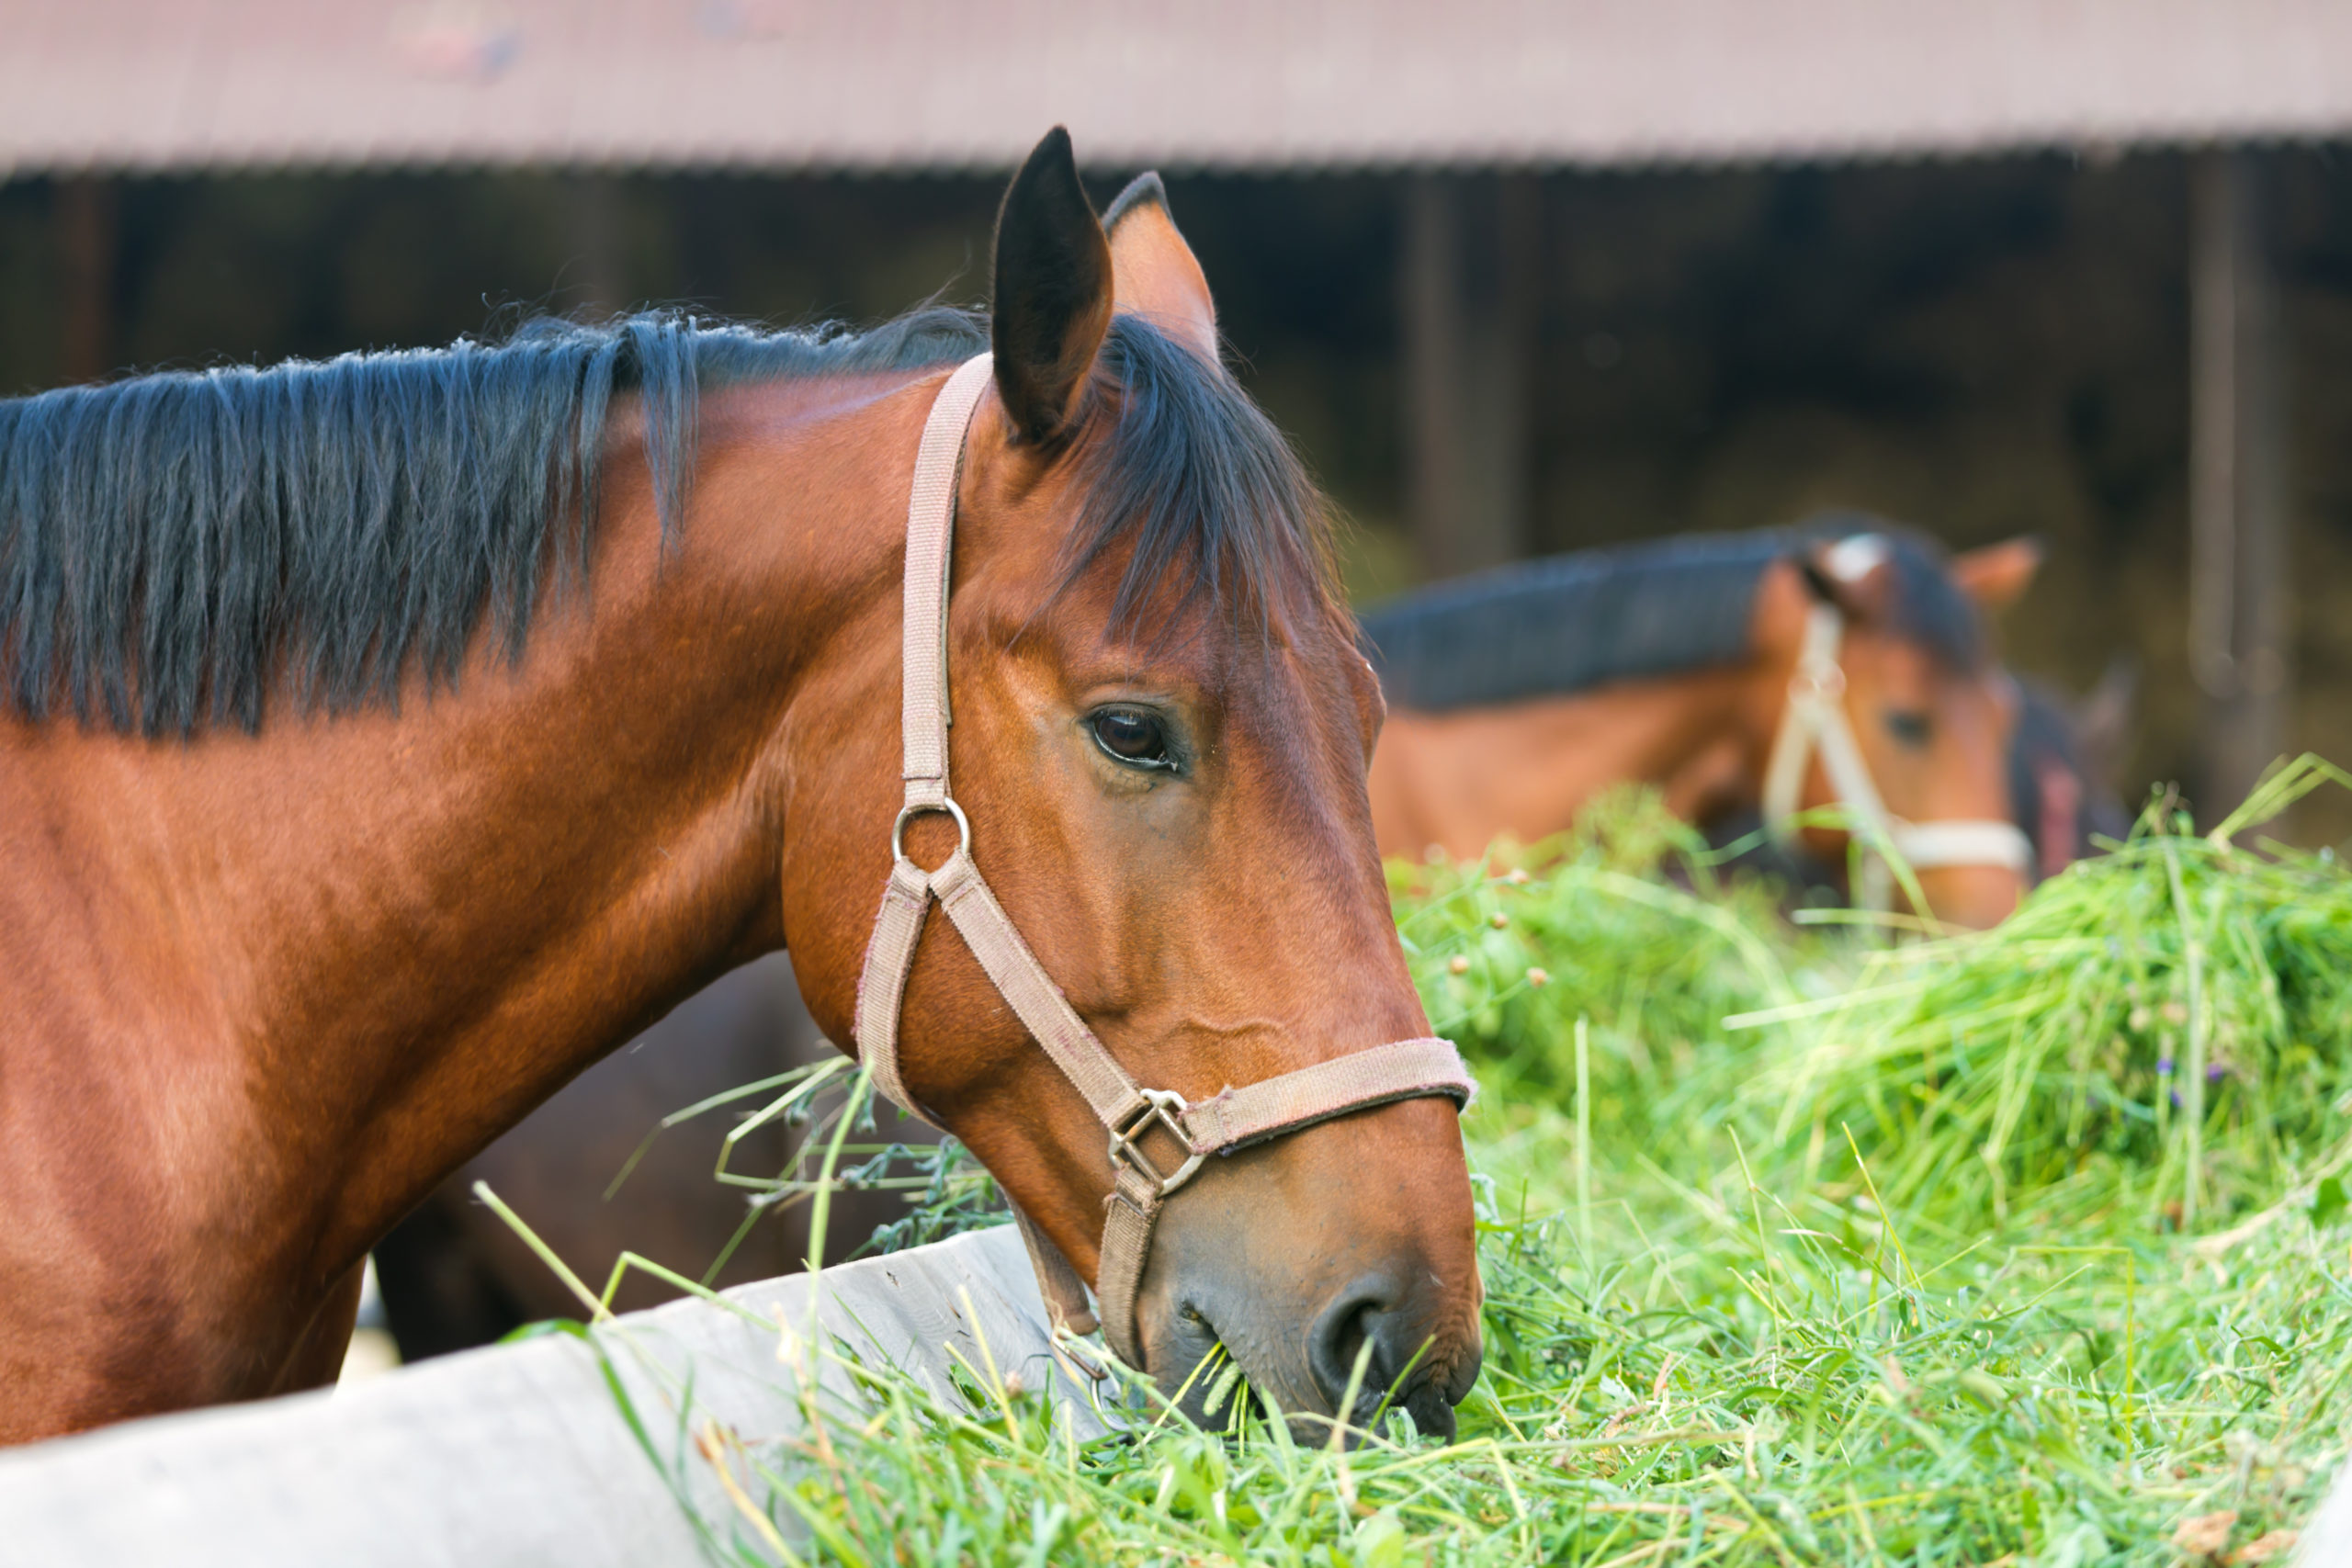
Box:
1369 660 1781 860
0 370 930 1279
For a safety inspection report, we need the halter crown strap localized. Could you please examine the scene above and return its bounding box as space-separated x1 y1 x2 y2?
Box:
1761 598 2032 911
853 354 1474 1366
899 355 991 808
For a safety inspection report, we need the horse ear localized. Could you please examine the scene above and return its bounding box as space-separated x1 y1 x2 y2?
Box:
1102 173 1220 364
991 127 1114 445
1951 536 2044 615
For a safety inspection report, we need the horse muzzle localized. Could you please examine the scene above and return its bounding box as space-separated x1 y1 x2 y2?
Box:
1128 1100 1486 1443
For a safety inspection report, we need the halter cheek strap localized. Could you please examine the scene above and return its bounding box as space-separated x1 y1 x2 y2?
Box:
1761 598 2032 911
853 354 1475 1367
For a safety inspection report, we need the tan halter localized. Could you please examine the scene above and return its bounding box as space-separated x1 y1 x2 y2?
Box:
853 354 1475 1367
1760 536 2032 911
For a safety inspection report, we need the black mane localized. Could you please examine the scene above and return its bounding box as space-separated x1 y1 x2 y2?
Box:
0 306 1325 738
0 309 993 734
1360 517 1984 714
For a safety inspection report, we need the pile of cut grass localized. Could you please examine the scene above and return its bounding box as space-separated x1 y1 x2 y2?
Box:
560 764 2352 1565
1390 786 1820 1158
1753 761 2352 1235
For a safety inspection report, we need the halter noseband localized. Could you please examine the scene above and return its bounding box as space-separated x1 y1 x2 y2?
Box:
853 355 1475 1367
1760 581 2032 912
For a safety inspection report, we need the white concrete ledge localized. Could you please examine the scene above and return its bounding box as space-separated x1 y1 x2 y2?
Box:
2300 1453 2352 1568
0 1224 1102 1567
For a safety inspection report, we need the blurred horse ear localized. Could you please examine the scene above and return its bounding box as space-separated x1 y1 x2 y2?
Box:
991 127 1114 445
1102 173 1220 364
1951 536 2044 615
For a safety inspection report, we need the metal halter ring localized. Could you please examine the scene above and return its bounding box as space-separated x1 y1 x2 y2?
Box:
1109 1088 1207 1198
892 797 972 864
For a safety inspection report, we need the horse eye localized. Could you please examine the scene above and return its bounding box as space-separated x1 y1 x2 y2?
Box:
1090 708 1175 770
1884 709 1933 748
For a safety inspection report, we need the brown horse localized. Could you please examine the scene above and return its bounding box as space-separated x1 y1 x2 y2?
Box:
0 130 1480 1443
1363 525 2041 929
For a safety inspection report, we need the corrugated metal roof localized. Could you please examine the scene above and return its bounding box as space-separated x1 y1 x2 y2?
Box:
5 0 2350 175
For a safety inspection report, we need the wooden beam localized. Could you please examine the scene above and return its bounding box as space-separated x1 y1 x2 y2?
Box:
53 175 117 385
564 172 628 320
1401 173 1537 580
2187 151 2290 822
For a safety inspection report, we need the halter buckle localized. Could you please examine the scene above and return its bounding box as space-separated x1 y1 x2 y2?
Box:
1109 1089 1206 1199
892 797 972 864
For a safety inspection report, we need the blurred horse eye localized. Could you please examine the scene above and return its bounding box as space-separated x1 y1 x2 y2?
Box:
1091 709 1174 769
1884 709 1933 748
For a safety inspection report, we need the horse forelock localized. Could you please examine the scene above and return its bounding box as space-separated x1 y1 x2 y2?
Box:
1857 525 1988 674
1056 316 1340 650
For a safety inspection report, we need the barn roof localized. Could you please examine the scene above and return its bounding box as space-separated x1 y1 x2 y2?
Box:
6 0 2350 175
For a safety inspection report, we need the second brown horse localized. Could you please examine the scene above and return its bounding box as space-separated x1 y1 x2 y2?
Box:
1364 525 2042 929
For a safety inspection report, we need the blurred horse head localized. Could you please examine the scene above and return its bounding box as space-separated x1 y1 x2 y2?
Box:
1363 521 2041 929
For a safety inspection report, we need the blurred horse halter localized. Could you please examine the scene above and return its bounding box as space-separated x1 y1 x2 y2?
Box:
852 354 1475 1366
1760 535 2033 912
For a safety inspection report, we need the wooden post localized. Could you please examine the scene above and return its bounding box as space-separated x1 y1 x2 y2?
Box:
54 175 118 385
565 172 628 320
2188 151 2290 821
1402 173 1536 580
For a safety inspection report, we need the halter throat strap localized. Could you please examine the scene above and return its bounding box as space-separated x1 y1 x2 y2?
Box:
853 354 1474 1366
1760 601 2031 910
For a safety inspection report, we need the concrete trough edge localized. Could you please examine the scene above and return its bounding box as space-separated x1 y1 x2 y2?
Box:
0 1224 1108 1567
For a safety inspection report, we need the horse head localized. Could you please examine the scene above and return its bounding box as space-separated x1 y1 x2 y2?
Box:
1755 527 2041 930
783 132 1482 1438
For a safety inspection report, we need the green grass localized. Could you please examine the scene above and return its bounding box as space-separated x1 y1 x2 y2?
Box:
564 763 2352 1565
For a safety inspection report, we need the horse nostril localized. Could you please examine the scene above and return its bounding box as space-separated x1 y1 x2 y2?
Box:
1308 1289 1380 1412
1309 1276 1468 1443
